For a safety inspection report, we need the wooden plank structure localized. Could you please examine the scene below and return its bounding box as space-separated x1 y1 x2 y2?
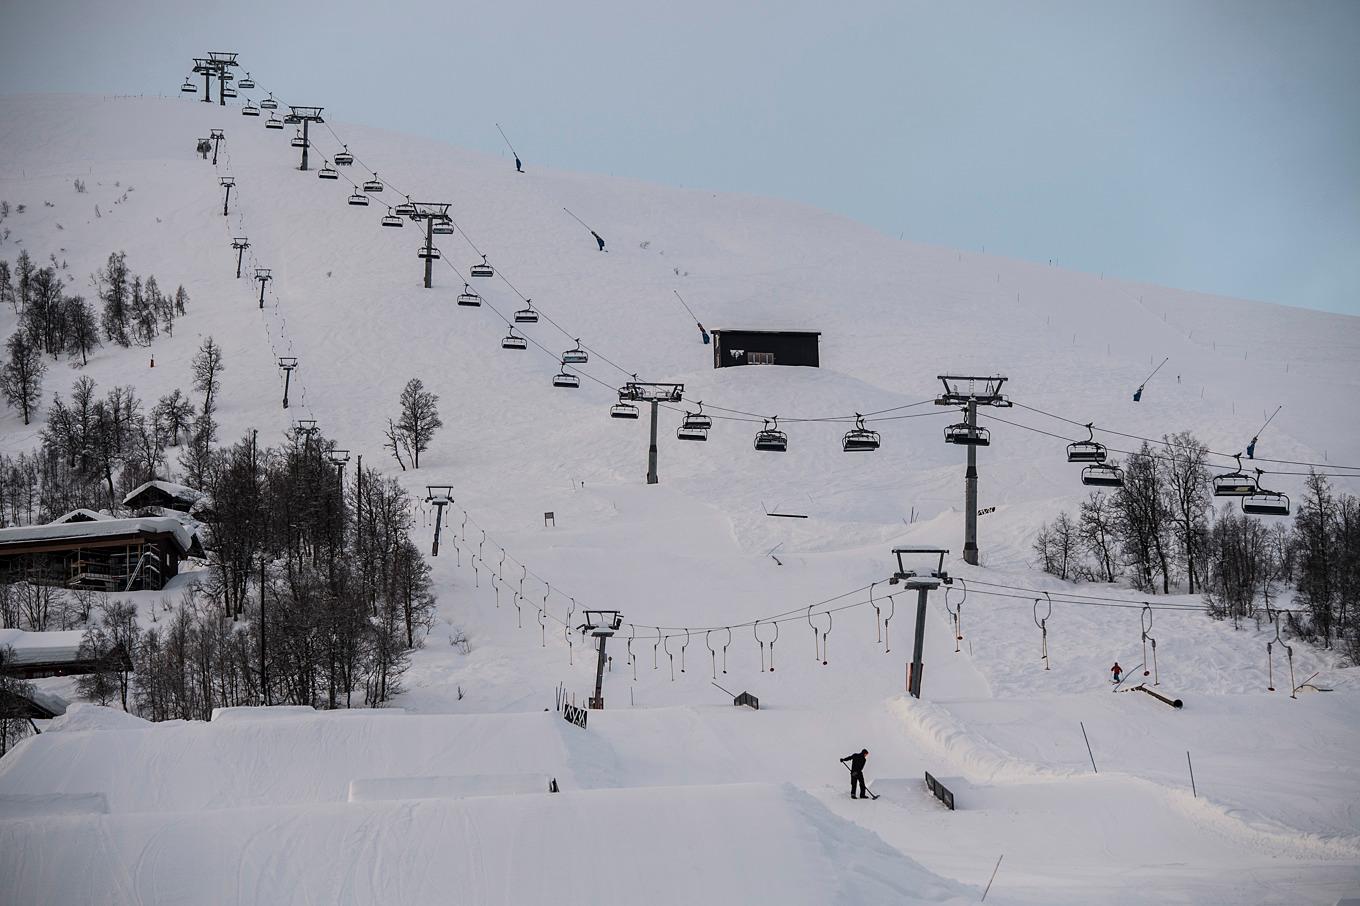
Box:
0 516 203 592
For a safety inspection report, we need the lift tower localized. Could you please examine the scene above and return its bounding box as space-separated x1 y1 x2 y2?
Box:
284 106 325 171
934 375 1010 565
407 203 453 288
205 52 239 106
620 381 684 484
890 548 951 699
577 611 624 709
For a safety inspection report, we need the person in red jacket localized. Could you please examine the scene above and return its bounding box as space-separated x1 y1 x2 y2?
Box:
1111 662 1123 683
840 749 869 799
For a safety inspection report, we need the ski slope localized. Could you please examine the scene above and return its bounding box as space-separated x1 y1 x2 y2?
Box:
1 93 1359 905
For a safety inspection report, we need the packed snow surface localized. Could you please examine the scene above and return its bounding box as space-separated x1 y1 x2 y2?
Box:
1 93 1359 904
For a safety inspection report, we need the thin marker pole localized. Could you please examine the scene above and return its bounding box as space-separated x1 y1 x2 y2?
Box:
1186 751 1197 797
1080 721 1098 773
981 854 1003 902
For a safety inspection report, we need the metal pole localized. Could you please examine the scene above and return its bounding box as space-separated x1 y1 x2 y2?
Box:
431 505 444 557
222 184 231 217
212 137 221 166
259 554 269 705
647 400 659 484
282 369 291 409
964 398 979 565
258 277 267 309
591 635 609 708
300 119 310 171
908 586 929 698
235 246 245 278
424 218 434 288
202 70 212 102
217 70 226 106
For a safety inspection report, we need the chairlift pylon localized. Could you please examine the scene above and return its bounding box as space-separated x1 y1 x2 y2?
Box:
457 284 482 306
470 255 494 278
514 300 539 323
1066 422 1107 463
561 339 588 365
842 414 881 452
754 417 788 452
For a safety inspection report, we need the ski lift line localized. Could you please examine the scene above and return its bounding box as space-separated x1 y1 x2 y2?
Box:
1140 356 1169 387
495 123 520 159
1010 401 1360 473
977 411 1360 480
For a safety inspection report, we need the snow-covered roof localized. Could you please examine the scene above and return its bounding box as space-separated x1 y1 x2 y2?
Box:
50 508 113 524
0 515 200 553
0 628 86 666
122 479 204 507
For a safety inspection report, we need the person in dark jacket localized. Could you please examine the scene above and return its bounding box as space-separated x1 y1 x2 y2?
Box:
592 230 606 252
515 155 523 173
841 749 869 799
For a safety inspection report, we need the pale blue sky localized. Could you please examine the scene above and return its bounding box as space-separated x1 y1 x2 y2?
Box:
3 0 1357 314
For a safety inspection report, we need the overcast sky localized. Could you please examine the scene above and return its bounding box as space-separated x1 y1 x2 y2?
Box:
3 0 1357 315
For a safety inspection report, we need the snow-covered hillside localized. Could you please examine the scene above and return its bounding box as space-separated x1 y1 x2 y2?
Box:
1 92 1358 905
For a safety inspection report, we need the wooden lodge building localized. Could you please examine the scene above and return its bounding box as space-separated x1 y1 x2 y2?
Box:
711 329 821 368
0 516 204 593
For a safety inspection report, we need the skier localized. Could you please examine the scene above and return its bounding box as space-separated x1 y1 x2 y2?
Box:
1247 436 1257 459
196 138 211 160
840 749 869 799
697 322 710 345
592 230 606 252
1111 662 1122 684
515 155 523 173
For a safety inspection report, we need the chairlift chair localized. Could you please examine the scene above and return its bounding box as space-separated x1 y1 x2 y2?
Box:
681 404 712 432
610 401 640 420
457 284 482 306
222 87 238 99
1213 455 1257 497
561 340 589 365
754 418 788 452
1081 464 1125 488
676 423 709 442
260 96 278 110
417 245 441 260
181 78 197 93
393 197 417 216
432 221 454 236
514 301 539 323
470 255 494 278
347 191 370 206
362 174 384 193
283 114 301 125
290 132 307 149
318 166 339 180
380 210 404 228
333 147 354 166
552 364 580 388
501 330 527 350
1066 423 1107 463
238 73 256 89
264 115 284 130
1241 471 1290 516
944 422 990 446
241 104 260 117
842 414 881 452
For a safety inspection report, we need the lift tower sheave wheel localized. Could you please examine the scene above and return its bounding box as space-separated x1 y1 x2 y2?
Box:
934 376 1009 566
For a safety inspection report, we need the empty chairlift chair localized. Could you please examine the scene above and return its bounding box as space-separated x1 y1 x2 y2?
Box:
223 87 238 99
380 209 404 228
265 115 284 130
181 77 197 93
677 405 711 442
754 417 788 452
432 218 454 235
944 421 990 447
501 329 527 350
334 147 354 166
610 398 640 419
1081 463 1125 487
393 196 417 217
1213 454 1258 497
260 95 278 110
470 255 494 278
561 340 589 365
514 300 540 323
457 284 482 306
1066 423 1107 463
318 164 338 180
238 73 256 89
241 103 260 117
417 244 440 260
347 191 370 206
1241 471 1290 516
842 414 881 452
290 131 307 149
553 361 580 388
362 174 384 193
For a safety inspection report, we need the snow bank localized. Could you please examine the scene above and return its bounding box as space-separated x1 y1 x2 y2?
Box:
347 773 553 802
45 703 150 733
0 792 108 818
